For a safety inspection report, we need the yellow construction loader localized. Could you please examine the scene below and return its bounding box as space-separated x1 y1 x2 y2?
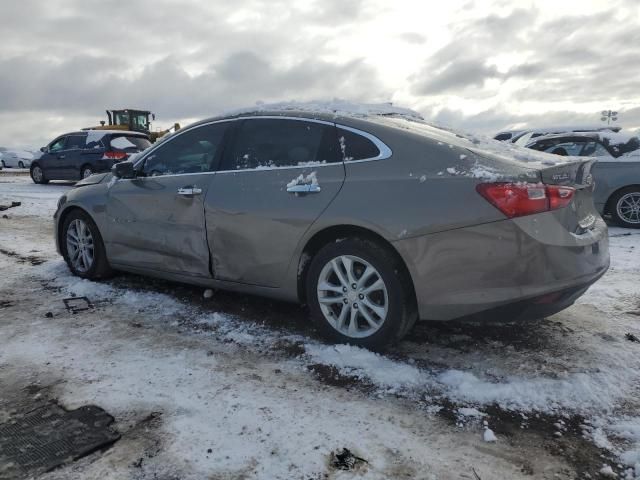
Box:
85 109 180 142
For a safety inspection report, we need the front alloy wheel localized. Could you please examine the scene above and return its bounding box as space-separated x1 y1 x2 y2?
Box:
62 210 112 279
31 165 48 184
317 255 389 338
82 166 93 179
66 218 95 273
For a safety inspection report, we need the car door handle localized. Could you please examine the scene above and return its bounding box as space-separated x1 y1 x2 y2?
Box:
286 184 322 194
58 155 66 159
177 186 202 196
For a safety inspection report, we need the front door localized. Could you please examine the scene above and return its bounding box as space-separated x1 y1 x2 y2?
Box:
206 118 345 287
104 121 230 277
40 136 68 179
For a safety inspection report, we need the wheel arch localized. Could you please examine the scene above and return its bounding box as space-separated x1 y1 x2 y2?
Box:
79 163 94 177
604 184 640 214
57 205 96 253
296 224 417 308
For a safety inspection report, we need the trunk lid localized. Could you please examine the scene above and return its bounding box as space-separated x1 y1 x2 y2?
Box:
537 158 598 233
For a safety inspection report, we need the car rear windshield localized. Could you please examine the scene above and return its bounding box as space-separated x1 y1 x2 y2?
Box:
110 135 152 151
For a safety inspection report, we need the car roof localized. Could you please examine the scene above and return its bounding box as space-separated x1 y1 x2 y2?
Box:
526 132 601 145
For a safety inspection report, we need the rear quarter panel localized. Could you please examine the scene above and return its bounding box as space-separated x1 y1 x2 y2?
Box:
592 160 640 212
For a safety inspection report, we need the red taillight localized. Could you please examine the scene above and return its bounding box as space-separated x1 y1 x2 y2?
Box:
103 151 128 161
476 182 575 218
548 185 575 210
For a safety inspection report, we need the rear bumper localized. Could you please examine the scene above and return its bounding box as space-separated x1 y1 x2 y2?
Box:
392 212 610 321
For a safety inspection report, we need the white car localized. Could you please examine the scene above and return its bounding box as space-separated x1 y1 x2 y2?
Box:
0 149 35 168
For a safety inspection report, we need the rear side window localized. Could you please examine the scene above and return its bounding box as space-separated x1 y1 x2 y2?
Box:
225 119 338 170
66 135 86 150
337 128 380 161
110 135 152 151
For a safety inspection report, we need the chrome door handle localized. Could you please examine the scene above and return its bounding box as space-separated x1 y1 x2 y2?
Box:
58 155 66 159
177 186 203 196
286 184 321 194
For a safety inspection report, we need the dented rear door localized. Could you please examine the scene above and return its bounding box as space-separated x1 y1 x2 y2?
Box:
205 118 344 288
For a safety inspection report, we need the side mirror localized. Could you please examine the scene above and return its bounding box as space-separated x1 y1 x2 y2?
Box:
112 161 136 179
40 147 46 153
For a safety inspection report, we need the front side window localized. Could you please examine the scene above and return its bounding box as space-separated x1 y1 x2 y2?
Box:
337 128 380 161
142 123 228 176
224 119 338 170
49 137 67 152
131 114 148 130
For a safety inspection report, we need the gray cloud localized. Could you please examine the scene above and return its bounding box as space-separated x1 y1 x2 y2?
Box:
0 0 638 147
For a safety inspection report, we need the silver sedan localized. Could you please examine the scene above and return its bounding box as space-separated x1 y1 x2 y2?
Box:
54 110 609 349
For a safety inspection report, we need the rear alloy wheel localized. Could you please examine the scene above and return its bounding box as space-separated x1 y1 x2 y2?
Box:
306 237 417 350
62 210 112 279
30 164 49 184
81 166 93 179
610 187 640 228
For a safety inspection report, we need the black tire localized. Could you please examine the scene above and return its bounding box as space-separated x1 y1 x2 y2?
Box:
61 209 113 279
1 160 5 168
30 163 49 184
306 237 417 350
80 165 93 180
608 186 640 229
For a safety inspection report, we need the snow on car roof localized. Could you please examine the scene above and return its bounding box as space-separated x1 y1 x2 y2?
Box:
225 100 425 121
200 101 578 169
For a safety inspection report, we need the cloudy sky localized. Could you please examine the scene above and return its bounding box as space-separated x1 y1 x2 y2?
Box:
1 0 639 147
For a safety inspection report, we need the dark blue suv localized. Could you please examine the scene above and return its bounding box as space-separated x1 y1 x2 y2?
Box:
31 130 151 183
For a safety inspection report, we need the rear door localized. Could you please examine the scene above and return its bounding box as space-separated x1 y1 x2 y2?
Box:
206 117 344 287
64 133 87 178
104 122 230 277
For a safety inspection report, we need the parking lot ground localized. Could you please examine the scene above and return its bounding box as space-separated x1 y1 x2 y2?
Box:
1 173 639 479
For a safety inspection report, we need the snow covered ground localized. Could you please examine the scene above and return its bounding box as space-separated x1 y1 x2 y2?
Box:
1 172 639 479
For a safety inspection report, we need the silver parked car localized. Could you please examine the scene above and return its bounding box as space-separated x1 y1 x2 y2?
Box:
526 132 640 228
54 110 610 348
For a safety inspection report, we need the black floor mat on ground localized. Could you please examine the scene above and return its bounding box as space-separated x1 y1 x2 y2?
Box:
0 403 120 479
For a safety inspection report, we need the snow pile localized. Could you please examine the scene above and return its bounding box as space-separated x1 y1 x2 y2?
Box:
286 171 318 189
304 343 424 392
226 99 424 120
483 428 497 443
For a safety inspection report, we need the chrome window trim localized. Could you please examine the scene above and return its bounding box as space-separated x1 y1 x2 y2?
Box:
131 115 392 178
335 124 393 163
240 115 335 126
133 118 235 169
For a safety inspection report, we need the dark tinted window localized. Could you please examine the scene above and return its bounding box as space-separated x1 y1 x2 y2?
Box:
49 137 67 152
66 135 86 150
494 133 512 141
142 123 228 176
337 128 380 161
225 119 338 170
109 135 152 151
